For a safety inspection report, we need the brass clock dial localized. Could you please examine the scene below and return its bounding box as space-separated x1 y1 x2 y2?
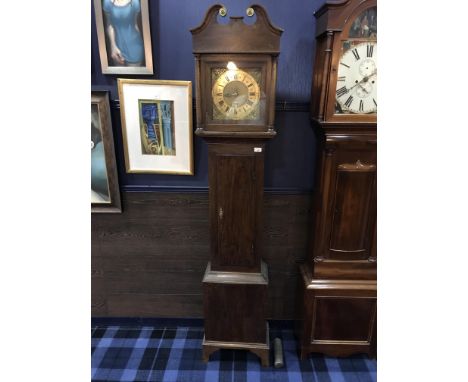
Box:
212 69 261 120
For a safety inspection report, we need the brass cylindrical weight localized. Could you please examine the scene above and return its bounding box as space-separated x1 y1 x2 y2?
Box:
273 338 284 368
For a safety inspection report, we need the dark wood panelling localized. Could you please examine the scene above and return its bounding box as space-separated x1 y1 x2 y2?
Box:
330 169 375 254
106 294 204 317
313 297 376 342
92 191 311 319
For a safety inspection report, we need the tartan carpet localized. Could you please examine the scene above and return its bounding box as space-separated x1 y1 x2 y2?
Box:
91 323 377 382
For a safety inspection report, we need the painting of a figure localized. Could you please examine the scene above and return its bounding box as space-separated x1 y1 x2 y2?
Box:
93 0 153 74
102 0 145 67
91 104 111 203
138 100 176 156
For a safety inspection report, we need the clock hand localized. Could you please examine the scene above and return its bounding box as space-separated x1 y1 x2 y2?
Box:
347 69 377 92
359 84 370 94
362 69 377 83
224 91 239 97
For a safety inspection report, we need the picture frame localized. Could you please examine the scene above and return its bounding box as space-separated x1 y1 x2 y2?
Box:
117 79 194 175
93 0 153 75
91 91 122 213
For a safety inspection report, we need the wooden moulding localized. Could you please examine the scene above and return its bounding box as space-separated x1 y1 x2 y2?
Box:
203 261 268 284
300 263 376 291
191 4 283 54
203 323 270 367
195 129 277 140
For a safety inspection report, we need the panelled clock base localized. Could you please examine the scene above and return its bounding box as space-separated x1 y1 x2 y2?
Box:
297 264 376 359
202 261 270 367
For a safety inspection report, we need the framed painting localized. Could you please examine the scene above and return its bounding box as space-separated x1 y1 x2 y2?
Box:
91 91 122 213
117 79 193 174
93 0 153 75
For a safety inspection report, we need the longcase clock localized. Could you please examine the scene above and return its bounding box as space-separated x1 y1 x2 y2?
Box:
191 4 283 367
297 0 377 359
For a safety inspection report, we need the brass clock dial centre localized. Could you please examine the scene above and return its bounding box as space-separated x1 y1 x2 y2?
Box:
212 69 260 120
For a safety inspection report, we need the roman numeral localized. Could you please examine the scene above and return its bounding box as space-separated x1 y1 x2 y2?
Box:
344 95 354 108
367 44 374 57
218 100 224 106
216 92 222 96
243 106 248 112
248 83 253 88
234 108 237 115
352 48 360 60
249 92 256 96
359 100 364 112
225 75 230 82
247 100 254 106
225 106 230 112
336 86 348 98
340 62 350 68
338 76 346 82
373 98 377 106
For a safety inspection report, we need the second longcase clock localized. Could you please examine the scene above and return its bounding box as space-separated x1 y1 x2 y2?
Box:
191 4 283 366
297 0 377 359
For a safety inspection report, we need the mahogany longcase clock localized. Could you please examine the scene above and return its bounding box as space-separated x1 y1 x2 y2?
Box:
297 0 377 359
191 4 282 366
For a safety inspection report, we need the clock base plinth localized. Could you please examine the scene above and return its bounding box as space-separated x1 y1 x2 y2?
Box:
202 261 270 367
297 264 377 360
202 325 270 367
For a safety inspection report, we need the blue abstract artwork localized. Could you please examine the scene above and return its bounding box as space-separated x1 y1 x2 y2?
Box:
138 100 176 156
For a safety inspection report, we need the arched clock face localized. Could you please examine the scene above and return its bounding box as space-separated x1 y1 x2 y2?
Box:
212 69 261 120
336 41 377 114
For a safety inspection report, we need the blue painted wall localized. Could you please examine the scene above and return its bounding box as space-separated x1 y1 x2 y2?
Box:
91 0 325 192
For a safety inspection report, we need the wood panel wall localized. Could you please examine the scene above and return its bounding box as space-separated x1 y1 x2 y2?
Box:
92 191 311 319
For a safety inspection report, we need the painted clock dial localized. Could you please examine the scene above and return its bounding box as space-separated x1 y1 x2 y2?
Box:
212 68 261 120
334 5 377 115
336 41 377 114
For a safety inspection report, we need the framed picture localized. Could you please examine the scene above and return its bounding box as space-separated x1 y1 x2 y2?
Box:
93 0 153 75
91 91 122 213
117 79 194 174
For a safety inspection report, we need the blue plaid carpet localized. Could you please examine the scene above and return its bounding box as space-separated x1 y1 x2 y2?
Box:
91 323 377 382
